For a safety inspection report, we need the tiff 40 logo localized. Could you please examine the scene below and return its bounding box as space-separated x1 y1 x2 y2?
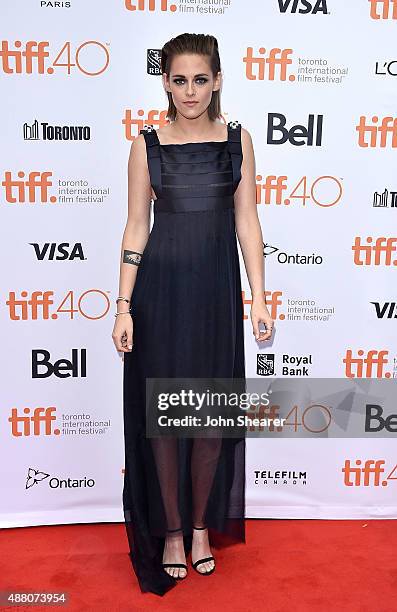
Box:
5 290 112 320
342 459 397 487
369 0 397 19
0 40 110 75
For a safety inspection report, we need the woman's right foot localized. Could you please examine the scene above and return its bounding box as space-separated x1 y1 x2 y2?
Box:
162 531 187 579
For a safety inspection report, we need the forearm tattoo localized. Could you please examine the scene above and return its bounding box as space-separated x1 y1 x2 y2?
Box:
123 250 142 266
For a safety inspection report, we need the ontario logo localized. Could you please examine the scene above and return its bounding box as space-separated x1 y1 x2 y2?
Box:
26 467 95 490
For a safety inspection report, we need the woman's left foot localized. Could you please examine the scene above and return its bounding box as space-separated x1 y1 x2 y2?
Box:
191 526 215 575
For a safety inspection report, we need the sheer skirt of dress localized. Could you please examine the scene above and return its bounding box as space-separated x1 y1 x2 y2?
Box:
122 122 246 596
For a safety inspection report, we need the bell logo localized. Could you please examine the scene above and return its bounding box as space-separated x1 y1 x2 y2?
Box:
267 113 323 146
32 349 87 379
342 349 390 378
369 0 397 20
365 405 397 432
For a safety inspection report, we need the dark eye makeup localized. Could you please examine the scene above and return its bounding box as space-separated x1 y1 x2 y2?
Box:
172 77 209 85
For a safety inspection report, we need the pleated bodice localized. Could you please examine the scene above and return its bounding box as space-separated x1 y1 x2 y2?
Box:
140 121 242 214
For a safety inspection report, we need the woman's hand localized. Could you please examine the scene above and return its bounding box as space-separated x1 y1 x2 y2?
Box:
250 295 274 342
112 312 134 352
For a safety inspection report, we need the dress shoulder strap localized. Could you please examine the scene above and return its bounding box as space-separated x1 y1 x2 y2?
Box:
227 121 242 191
139 124 162 196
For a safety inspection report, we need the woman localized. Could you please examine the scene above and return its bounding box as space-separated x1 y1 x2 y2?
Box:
112 33 273 596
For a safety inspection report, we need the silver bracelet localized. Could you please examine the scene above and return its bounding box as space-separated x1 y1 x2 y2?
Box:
114 312 131 317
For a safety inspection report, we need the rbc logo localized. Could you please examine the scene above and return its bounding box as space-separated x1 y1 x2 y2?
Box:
257 354 275 376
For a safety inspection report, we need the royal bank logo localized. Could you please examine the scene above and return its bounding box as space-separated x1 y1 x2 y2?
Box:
147 49 161 75
257 354 275 376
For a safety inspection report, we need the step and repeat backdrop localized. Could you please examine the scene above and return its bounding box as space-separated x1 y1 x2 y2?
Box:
1 0 396 528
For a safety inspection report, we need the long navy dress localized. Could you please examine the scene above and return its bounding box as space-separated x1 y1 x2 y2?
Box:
122 120 246 596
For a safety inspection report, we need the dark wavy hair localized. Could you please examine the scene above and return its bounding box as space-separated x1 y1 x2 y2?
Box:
161 33 222 122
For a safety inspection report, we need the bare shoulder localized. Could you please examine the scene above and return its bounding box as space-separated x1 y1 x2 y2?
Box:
128 132 147 165
240 126 254 162
241 126 253 147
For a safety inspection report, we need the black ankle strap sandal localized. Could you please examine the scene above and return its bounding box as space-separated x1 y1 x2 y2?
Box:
191 526 216 576
162 528 188 580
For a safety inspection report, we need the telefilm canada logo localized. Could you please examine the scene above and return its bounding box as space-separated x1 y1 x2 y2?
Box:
25 467 95 490
253 468 307 486
23 119 91 141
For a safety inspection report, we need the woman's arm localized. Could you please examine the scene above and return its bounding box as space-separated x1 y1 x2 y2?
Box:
234 128 273 341
112 134 152 352
117 133 152 311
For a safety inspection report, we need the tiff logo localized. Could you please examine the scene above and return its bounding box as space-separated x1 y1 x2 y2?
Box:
356 116 397 148
125 0 177 11
369 0 397 19
342 459 387 486
9 406 59 437
352 237 397 266
1 171 55 204
343 349 390 378
244 47 294 81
